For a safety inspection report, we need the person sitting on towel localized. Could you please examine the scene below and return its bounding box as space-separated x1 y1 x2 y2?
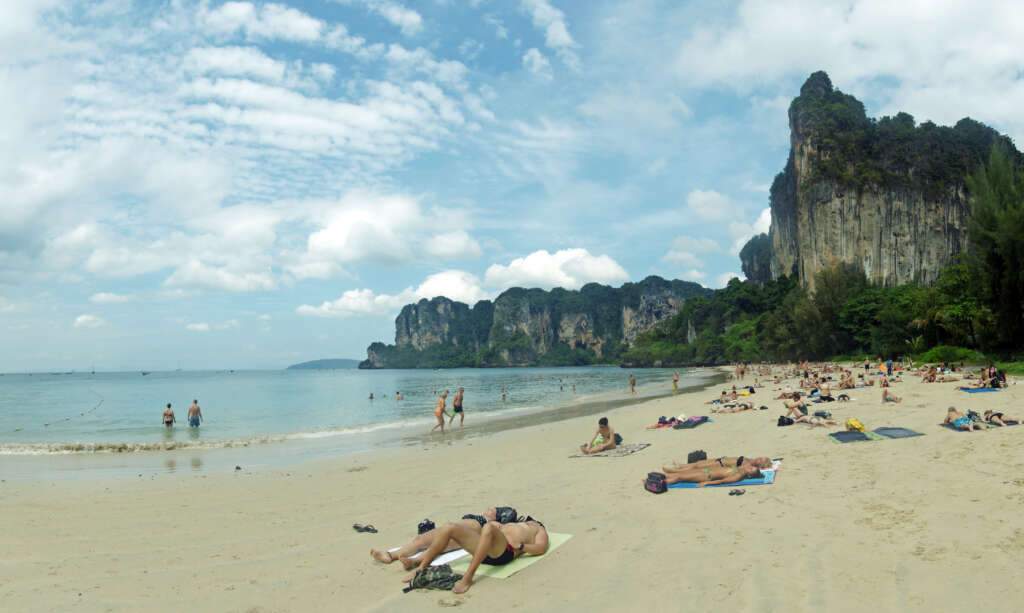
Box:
404 519 549 593
580 417 617 455
663 455 771 473
371 507 515 565
653 463 763 487
784 398 809 417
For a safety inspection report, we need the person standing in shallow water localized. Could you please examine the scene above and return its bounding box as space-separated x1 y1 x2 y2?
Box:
187 399 203 428
431 390 450 434
628 374 637 395
162 403 175 428
672 371 680 394
449 387 466 429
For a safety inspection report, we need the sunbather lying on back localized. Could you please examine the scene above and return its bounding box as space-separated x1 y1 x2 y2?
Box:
983 410 1019 426
663 455 771 473
712 401 755 413
404 518 549 593
371 507 517 565
792 414 836 427
652 463 763 486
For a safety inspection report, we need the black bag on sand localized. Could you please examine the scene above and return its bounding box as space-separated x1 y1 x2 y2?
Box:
614 432 624 445
777 416 794 427
644 472 667 494
687 450 707 463
403 565 463 593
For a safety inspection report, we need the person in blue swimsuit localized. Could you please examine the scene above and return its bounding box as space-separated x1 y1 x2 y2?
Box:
187 399 203 428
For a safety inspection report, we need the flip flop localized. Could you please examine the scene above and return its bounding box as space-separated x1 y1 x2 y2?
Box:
353 523 378 533
728 489 746 496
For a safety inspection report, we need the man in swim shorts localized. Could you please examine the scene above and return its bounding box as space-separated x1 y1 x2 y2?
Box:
580 417 616 454
405 518 549 593
162 403 175 428
370 507 523 567
449 387 465 429
187 399 203 428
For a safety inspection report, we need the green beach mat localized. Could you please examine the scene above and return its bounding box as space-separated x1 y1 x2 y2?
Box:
828 431 885 444
450 532 572 579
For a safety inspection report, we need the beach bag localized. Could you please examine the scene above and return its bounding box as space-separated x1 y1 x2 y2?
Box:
614 433 624 445
813 411 832 419
417 519 436 534
845 418 865 432
777 416 794 427
403 564 463 593
644 472 667 494
687 450 707 463
495 507 519 524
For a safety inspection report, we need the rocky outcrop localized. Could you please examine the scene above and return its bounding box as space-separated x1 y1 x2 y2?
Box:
748 71 1018 290
359 276 710 368
739 233 772 285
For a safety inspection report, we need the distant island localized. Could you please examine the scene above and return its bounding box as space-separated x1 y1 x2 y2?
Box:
287 359 362 370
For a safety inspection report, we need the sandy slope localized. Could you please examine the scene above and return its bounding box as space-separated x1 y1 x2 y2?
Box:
3 370 1023 612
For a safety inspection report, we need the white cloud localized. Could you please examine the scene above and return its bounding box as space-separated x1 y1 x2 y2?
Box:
520 0 580 70
424 230 483 260
663 236 720 268
74 314 106 329
185 320 239 332
89 292 132 304
365 1 423 36
679 269 706 283
297 269 490 318
184 46 287 82
522 48 552 80
166 260 277 293
200 2 324 42
715 272 741 288
685 189 737 222
483 14 508 39
484 248 629 290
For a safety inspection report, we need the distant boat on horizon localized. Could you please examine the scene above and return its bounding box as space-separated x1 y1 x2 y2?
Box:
141 371 151 376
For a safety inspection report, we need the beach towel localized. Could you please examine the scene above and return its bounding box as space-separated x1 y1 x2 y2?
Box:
673 416 709 429
959 387 1000 393
449 533 573 579
570 443 650 458
389 547 470 567
828 431 885 443
873 427 924 439
668 460 781 489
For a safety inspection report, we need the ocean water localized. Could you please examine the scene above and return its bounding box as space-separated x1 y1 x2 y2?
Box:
0 366 710 455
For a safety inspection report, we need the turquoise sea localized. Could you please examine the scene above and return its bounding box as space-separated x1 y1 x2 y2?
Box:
0 367 718 479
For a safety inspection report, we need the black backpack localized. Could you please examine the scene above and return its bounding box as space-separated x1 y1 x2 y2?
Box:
777 416 794 427
644 472 667 494
687 450 707 463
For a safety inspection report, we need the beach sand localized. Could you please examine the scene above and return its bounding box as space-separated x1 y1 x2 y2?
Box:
3 369 1024 612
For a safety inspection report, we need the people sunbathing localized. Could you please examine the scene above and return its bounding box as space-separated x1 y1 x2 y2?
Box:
403 518 549 593
663 455 771 473
653 463 763 486
945 407 984 431
983 410 1019 426
371 507 518 565
712 401 755 413
792 414 837 427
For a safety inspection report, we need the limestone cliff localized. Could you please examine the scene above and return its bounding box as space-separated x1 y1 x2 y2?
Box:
360 276 710 368
747 71 1019 289
739 233 772 285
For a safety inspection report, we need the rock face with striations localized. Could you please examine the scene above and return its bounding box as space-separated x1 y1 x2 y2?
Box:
749 71 1018 290
360 276 710 368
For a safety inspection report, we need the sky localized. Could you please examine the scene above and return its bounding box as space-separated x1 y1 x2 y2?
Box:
3 0 1024 371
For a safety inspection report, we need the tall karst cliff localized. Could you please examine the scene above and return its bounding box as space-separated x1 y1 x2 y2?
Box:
361 276 710 368
749 71 1019 289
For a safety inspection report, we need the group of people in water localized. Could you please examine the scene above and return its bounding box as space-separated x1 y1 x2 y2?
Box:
161 399 203 429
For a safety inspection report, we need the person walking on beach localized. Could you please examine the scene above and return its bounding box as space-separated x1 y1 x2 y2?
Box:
628 374 636 395
162 403 175 428
431 390 450 434
449 387 466 429
672 371 680 393
187 399 203 428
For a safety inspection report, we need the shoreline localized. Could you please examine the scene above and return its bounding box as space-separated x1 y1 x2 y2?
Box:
6 368 1022 611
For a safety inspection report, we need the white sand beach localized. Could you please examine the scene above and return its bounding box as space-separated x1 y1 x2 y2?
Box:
3 369 1024 612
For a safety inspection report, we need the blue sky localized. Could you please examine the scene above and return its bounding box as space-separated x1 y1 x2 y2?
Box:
3 0 1023 371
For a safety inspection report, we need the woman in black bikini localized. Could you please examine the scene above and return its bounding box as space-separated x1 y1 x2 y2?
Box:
663 456 771 473
657 463 763 486
984 410 1020 426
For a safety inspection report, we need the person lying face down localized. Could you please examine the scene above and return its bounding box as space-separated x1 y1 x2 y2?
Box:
371 507 518 566
662 455 771 473
652 463 763 487
983 410 1019 426
404 518 550 594
945 407 983 431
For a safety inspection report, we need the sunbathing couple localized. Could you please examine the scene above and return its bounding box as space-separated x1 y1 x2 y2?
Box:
944 407 1020 431
654 455 769 486
782 399 837 426
371 507 549 593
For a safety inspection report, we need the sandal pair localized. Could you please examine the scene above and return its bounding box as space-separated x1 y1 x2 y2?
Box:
353 523 378 533
728 489 746 496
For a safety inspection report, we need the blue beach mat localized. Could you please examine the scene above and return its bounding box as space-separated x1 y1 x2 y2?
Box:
959 387 1000 393
873 427 924 439
668 469 776 489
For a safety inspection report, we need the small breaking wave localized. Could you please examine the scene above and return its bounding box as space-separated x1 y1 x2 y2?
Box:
0 437 285 456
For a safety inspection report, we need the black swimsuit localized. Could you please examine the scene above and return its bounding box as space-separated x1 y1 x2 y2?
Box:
482 544 515 566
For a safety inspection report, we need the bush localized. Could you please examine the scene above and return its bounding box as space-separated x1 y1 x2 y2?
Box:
915 345 986 364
